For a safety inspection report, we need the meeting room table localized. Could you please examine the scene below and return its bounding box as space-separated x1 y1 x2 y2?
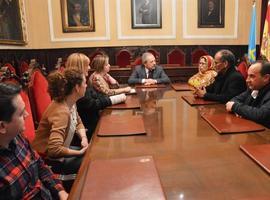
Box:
69 85 270 200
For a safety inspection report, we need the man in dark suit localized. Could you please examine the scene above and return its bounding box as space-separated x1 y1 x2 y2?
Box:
128 52 170 85
194 49 246 103
226 61 270 128
202 0 220 25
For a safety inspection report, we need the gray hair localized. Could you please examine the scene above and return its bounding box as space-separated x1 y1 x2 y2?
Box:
142 52 154 64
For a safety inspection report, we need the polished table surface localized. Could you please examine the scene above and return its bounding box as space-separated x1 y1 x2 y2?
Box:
69 86 270 200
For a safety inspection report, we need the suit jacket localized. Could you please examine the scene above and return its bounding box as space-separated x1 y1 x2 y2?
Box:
204 67 246 103
231 84 270 128
128 65 170 85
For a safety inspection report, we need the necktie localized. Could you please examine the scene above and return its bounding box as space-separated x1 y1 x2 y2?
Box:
148 70 153 79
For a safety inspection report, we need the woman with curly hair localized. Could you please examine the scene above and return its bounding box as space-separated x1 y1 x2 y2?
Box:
32 68 88 174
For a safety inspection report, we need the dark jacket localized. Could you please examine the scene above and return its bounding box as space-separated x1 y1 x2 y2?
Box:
231 84 270 128
204 67 246 103
128 65 170 85
76 86 111 139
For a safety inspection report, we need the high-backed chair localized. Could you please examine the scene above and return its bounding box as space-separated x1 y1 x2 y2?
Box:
28 69 51 126
4 63 16 75
147 48 160 64
115 49 132 67
191 48 208 66
167 48 186 66
19 61 29 77
89 49 106 67
20 91 35 143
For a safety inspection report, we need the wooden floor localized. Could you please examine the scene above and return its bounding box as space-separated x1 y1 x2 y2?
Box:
69 86 270 200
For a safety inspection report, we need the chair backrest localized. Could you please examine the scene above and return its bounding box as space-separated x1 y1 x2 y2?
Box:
4 63 16 75
237 61 248 80
89 50 106 66
19 61 29 77
167 48 186 66
147 48 160 64
20 90 35 143
28 69 51 124
191 48 208 66
115 49 132 68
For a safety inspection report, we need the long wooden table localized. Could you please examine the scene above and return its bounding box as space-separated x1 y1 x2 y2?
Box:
69 86 270 199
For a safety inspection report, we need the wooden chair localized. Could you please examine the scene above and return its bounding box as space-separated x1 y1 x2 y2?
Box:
167 48 186 66
115 49 132 68
191 48 208 66
147 48 160 64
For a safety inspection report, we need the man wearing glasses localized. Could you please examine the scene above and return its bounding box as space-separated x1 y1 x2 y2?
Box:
194 49 246 103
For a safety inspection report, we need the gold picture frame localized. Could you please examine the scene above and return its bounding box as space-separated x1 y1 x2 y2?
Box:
0 0 27 45
61 0 95 33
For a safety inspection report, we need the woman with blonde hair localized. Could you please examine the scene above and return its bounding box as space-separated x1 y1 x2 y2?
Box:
65 53 126 138
188 55 217 89
90 54 131 96
32 68 88 174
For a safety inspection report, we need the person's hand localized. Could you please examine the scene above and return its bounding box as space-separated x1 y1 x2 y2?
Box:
81 136 88 148
78 145 88 155
194 87 206 98
225 101 235 112
58 190 68 200
124 86 131 93
144 79 157 85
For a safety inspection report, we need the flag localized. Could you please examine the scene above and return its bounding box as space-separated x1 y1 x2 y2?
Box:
248 2 256 63
261 0 270 61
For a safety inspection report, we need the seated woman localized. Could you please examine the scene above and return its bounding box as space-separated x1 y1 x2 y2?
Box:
90 54 131 96
32 69 88 174
188 55 217 89
65 53 126 138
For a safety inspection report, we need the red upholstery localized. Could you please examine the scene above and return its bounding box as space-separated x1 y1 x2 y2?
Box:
4 63 16 75
20 91 35 143
147 48 160 64
237 61 248 80
167 48 186 66
191 48 208 66
20 61 29 76
115 49 132 68
28 70 51 124
132 57 142 66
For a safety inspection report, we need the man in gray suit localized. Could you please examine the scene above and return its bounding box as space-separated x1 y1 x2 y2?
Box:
128 52 170 85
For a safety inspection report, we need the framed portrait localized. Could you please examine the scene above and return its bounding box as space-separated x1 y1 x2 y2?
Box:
198 0 225 28
60 0 95 32
131 0 162 29
0 0 27 45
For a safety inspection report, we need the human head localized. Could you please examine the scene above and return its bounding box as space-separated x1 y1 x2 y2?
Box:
0 83 28 142
142 52 156 70
66 53 90 77
246 61 270 90
199 55 214 73
92 54 110 73
208 0 215 11
73 3 81 13
47 69 86 102
214 49 235 74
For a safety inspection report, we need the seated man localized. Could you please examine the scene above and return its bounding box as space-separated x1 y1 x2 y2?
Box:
194 49 246 103
226 61 270 128
128 52 170 85
0 83 68 199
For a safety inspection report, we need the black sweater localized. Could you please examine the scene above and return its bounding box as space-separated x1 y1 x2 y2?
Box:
204 67 246 103
77 86 111 139
231 84 270 128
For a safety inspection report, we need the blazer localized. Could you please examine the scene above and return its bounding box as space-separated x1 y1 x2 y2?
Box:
231 84 270 128
128 65 170 85
32 101 84 158
204 66 246 103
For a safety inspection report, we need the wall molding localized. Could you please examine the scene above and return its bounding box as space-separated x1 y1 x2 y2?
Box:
47 0 110 42
182 0 239 39
116 0 176 40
